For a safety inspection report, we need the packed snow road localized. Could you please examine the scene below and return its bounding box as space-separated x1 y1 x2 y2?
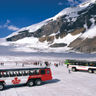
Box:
0 64 96 96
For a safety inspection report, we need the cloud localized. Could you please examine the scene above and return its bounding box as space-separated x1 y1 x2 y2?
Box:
3 19 11 28
79 0 87 2
67 0 87 6
0 19 19 31
58 2 64 6
67 0 79 6
0 19 11 28
68 0 74 2
8 25 20 31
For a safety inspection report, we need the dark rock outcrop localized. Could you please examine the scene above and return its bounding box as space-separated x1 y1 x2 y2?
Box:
39 36 55 43
50 43 67 48
69 37 96 53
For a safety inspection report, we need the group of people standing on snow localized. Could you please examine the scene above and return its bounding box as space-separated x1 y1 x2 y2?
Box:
0 62 4 66
21 61 64 68
0 60 71 74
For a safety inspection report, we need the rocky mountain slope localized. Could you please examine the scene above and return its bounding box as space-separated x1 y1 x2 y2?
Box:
5 0 96 53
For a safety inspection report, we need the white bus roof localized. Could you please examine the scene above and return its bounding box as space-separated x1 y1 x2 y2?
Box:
0 67 49 71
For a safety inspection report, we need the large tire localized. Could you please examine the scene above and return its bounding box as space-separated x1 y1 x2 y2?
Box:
0 83 4 91
35 79 42 86
27 80 34 87
93 70 96 74
88 69 93 73
72 67 76 72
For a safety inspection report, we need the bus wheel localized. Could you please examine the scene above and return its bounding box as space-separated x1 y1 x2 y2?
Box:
88 69 93 73
35 79 42 86
72 67 76 72
27 80 34 87
93 70 96 74
0 83 4 91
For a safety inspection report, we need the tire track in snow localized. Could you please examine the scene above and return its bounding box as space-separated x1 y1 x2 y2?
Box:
0 91 6 96
2 88 20 96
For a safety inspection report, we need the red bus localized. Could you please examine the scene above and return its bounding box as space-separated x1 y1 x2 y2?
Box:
0 67 52 90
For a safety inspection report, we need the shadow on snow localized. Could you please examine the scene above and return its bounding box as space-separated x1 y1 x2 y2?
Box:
3 79 60 90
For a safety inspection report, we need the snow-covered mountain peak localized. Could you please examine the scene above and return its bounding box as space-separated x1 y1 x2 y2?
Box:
7 18 51 38
53 0 96 20
3 0 96 53
79 0 96 7
90 0 96 3
6 0 96 38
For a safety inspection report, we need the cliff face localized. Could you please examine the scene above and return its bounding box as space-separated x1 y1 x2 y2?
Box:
5 1 96 53
69 37 96 53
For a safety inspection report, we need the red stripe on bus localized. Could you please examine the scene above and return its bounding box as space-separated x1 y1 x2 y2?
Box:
77 69 88 71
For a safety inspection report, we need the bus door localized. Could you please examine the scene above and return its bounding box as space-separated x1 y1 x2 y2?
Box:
40 69 52 81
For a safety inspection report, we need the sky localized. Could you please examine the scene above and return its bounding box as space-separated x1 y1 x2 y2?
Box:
0 0 86 38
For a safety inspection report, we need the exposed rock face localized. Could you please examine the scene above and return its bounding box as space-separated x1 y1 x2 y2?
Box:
69 37 96 53
39 36 55 43
50 43 67 48
71 28 85 36
6 30 33 41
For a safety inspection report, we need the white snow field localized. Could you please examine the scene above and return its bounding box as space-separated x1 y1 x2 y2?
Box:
0 61 96 96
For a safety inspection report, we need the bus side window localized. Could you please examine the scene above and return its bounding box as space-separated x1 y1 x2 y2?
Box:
76 63 78 65
33 70 37 75
3 72 9 77
13 72 17 76
0 72 2 78
41 70 45 75
34 70 39 75
79 62 86 66
47 70 50 74
23 71 26 76
23 70 29 76
74 62 76 65
2 72 5 77
18 71 22 76
29 70 34 75
89 63 93 66
16 71 20 76
93 63 96 67
5 72 9 77
9 71 15 77
88 62 90 66
36 70 39 74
